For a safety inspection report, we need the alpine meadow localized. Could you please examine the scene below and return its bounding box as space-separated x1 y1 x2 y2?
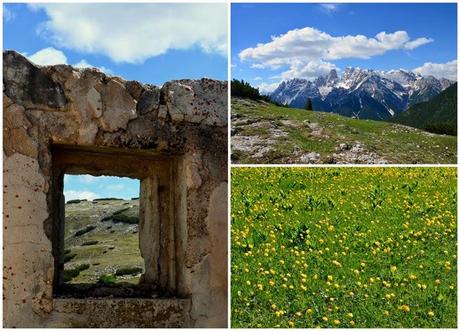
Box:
231 167 457 328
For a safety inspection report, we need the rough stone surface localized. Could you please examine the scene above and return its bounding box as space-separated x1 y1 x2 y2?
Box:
48 298 191 327
3 51 228 328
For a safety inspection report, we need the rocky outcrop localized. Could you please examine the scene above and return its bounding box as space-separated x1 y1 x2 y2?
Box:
3 51 228 328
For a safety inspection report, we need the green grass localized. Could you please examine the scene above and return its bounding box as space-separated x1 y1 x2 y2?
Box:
74 225 96 237
98 274 117 284
63 264 90 282
231 98 457 164
231 168 457 328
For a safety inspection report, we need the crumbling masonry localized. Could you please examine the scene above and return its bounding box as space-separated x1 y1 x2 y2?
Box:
3 51 228 327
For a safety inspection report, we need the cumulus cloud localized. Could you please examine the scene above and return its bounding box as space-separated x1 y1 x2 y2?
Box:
281 59 337 80
26 47 112 73
239 27 433 79
28 47 67 65
64 190 99 202
413 60 457 80
30 3 227 64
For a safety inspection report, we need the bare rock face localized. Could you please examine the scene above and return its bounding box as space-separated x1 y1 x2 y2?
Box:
3 51 228 328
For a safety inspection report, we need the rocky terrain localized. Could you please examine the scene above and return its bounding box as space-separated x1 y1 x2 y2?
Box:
270 68 454 120
63 199 143 284
231 98 456 164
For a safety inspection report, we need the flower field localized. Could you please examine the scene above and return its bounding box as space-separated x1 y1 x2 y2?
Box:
231 167 457 328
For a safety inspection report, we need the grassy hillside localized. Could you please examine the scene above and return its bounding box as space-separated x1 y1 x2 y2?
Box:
63 199 144 284
231 98 456 164
392 83 457 135
231 167 457 328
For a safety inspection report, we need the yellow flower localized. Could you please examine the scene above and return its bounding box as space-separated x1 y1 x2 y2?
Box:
428 311 435 317
306 309 313 315
333 319 341 325
347 312 353 318
390 266 397 273
384 310 390 316
399 305 410 312
322 316 328 322
349 320 355 326
288 321 294 327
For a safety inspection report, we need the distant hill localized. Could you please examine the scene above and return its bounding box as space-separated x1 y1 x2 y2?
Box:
392 83 457 135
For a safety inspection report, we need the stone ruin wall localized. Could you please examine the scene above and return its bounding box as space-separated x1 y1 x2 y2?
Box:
3 51 228 327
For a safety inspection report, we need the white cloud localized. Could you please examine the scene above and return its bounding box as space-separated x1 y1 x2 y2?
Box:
253 76 263 81
30 3 227 64
319 4 340 14
404 37 434 50
256 82 280 95
26 47 112 73
239 27 433 80
4 6 15 22
28 47 68 65
281 59 337 80
413 60 457 80
64 190 99 202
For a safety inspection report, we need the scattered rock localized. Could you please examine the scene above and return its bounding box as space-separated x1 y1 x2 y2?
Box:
332 142 387 164
299 152 321 163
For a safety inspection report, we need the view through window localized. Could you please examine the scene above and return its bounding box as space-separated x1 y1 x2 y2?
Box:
63 175 143 285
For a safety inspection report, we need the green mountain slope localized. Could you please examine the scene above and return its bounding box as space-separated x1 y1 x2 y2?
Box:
63 199 144 284
231 97 456 164
392 83 457 135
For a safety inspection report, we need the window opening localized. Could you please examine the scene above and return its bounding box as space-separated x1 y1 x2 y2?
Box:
62 175 143 286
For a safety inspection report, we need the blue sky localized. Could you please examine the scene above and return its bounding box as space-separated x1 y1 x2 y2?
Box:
232 3 457 93
64 175 139 202
4 3 227 85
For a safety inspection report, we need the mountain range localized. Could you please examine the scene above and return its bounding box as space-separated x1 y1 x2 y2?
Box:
270 68 454 121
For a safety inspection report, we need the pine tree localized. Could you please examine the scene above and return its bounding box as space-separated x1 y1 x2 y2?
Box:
306 98 313 111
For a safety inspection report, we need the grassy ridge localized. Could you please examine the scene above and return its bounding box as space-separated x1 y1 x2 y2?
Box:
231 98 457 164
392 83 457 135
231 168 457 328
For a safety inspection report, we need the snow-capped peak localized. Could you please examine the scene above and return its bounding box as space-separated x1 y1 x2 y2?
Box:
269 67 455 121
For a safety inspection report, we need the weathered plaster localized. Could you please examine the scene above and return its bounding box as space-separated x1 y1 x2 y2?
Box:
3 50 228 328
